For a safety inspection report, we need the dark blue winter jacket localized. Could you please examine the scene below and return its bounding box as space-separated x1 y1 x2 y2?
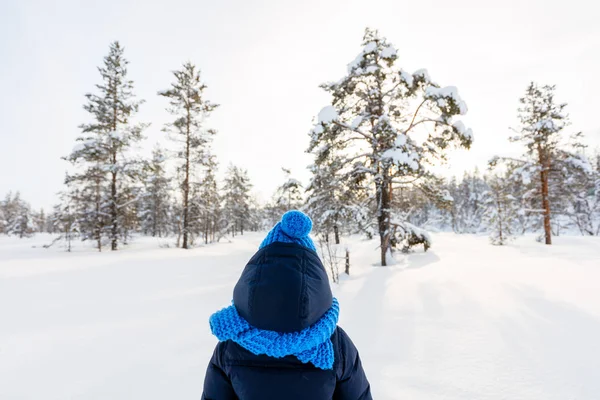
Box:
201 242 372 400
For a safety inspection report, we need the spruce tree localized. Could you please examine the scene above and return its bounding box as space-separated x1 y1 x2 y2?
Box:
305 157 355 244
223 165 253 236
197 156 221 243
274 168 303 213
309 28 472 265
483 174 518 245
65 41 145 251
140 146 172 237
159 62 218 249
51 191 79 251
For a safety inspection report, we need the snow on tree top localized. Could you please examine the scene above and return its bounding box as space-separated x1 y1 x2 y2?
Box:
347 41 381 73
363 41 378 53
380 44 397 59
318 106 338 124
425 85 468 115
452 120 474 140
399 70 414 86
413 69 431 83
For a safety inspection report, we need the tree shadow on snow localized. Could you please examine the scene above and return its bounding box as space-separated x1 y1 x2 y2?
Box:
496 284 600 398
403 250 441 270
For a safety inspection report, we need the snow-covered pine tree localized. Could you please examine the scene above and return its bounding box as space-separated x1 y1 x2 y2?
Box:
159 62 218 249
5 193 34 238
483 174 518 245
554 135 598 235
34 208 47 234
140 146 172 237
222 164 253 236
0 192 16 234
65 41 145 251
452 169 488 233
50 191 79 251
305 157 355 244
493 83 589 244
197 155 222 244
309 28 472 265
274 168 304 213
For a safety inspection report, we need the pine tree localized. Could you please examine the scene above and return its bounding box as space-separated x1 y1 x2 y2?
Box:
140 146 172 237
493 83 588 244
483 174 518 245
159 62 218 249
274 168 303 213
65 41 145 251
309 28 472 265
305 157 355 244
34 208 47 234
50 191 79 251
5 193 34 238
197 156 221 243
451 169 488 233
557 137 598 235
223 165 253 236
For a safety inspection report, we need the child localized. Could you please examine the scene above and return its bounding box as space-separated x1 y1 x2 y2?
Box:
202 210 372 400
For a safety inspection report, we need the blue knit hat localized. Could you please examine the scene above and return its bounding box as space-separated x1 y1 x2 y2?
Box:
259 210 316 251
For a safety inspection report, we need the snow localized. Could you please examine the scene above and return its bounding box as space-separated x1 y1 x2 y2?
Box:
452 120 474 140
350 116 363 129
426 86 468 115
71 139 97 153
442 190 454 202
395 133 407 147
2 232 600 400
109 130 124 140
363 41 377 53
317 105 338 124
382 147 419 170
413 68 431 83
380 45 397 58
312 123 324 135
400 70 414 86
566 156 593 174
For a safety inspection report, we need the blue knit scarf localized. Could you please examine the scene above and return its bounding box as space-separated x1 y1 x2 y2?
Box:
209 298 339 370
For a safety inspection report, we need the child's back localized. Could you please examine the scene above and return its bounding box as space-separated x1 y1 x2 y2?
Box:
202 211 372 400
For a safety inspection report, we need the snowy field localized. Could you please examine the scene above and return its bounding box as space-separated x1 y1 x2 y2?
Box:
1 233 600 400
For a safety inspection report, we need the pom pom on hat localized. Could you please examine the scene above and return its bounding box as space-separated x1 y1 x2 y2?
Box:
259 210 316 251
280 210 313 238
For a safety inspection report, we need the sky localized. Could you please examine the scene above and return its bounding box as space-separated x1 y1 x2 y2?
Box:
1 0 599 210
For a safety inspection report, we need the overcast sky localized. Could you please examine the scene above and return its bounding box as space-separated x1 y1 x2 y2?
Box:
1 0 599 210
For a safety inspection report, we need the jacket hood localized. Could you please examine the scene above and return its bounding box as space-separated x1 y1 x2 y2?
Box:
233 242 333 333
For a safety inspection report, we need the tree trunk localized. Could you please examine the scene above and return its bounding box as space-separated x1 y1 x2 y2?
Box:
333 225 340 244
496 195 504 244
111 167 118 250
182 107 191 249
539 149 552 245
111 86 119 251
95 176 102 252
377 176 391 266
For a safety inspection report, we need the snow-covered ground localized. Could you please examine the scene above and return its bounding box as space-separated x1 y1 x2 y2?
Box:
1 233 600 399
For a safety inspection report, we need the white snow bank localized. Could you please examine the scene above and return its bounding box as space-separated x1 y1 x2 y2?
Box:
2 233 600 400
